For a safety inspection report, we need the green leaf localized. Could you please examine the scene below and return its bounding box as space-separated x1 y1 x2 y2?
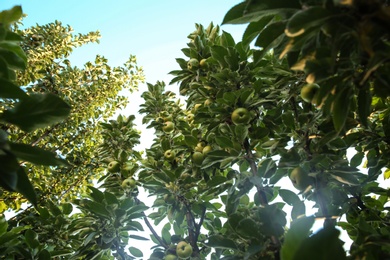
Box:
129 246 143 258
129 234 149 241
215 136 234 148
0 42 27 64
206 235 238 250
15 167 37 206
1 93 71 132
254 21 287 58
10 142 68 166
281 216 315 260
0 49 26 70
330 171 360 186
184 135 198 147
0 78 28 99
235 125 248 143
242 16 274 46
25 229 39 249
357 88 371 127
0 6 23 25
38 249 51 260
332 87 352 133
0 152 19 190
285 7 332 37
279 189 301 206
293 227 347 260
0 216 8 235
222 0 300 25
87 186 105 203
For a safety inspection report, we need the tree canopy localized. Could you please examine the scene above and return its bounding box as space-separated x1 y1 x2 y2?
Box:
1 1 390 259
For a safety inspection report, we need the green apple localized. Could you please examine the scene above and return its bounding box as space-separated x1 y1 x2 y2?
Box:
186 113 195 123
202 145 212 155
163 121 175 133
176 241 193 259
187 58 199 70
164 150 176 161
192 152 204 166
195 142 206 152
289 167 313 191
193 103 202 112
204 98 213 106
162 114 173 122
301 83 320 103
199 58 208 68
107 161 120 173
164 194 175 205
121 178 136 190
231 107 251 125
165 254 178 260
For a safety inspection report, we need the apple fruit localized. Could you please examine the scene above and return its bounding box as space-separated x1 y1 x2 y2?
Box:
204 98 213 106
289 167 313 191
164 194 175 205
199 58 208 68
164 150 176 161
192 152 204 166
176 241 193 259
202 145 212 155
121 178 136 190
163 121 175 133
107 161 120 173
187 58 199 70
231 108 251 125
193 103 202 112
195 142 206 152
186 113 194 121
300 83 320 103
165 254 177 260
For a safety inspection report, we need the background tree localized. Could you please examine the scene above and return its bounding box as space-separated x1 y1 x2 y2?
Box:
1 14 144 213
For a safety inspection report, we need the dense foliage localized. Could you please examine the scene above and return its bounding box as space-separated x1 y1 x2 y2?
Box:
1 1 390 259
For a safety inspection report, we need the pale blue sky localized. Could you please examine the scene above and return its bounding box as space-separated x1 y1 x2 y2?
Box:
3 1 245 83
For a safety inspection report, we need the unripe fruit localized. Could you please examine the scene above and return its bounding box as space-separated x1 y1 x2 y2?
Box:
164 150 176 161
300 83 320 103
202 145 212 155
121 178 136 190
164 194 175 205
107 161 120 173
176 241 193 259
199 58 207 67
187 58 199 70
163 121 175 133
289 167 313 191
231 108 251 125
192 152 204 166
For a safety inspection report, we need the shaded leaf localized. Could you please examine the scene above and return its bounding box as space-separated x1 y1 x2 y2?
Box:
10 142 68 166
1 93 71 132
